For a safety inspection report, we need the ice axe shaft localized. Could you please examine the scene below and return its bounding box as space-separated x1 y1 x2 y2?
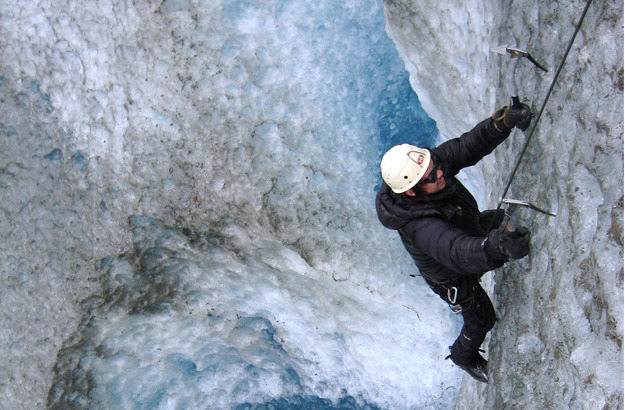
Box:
491 45 548 108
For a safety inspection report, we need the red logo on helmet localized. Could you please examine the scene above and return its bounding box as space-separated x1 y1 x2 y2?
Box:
417 154 424 165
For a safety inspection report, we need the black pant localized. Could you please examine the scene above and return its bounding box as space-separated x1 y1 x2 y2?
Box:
426 275 496 366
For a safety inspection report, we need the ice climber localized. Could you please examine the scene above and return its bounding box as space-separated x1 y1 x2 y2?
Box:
375 103 533 383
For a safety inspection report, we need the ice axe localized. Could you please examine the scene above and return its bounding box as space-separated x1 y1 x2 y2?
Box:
491 45 548 108
499 198 556 232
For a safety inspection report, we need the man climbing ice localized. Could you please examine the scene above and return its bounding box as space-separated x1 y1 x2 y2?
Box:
375 103 532 383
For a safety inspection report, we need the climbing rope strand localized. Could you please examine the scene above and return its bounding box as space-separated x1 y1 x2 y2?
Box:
496 0 594 211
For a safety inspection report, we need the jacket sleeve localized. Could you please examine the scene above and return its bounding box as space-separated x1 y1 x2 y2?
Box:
402 216 504 277
434 116 511 175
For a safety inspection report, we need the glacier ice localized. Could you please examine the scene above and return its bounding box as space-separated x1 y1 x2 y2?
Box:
0 0 461 409
46 217 458 408
1 0 622 409
385 0 623 408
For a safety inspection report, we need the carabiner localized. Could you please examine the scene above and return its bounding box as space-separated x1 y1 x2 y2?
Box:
447 286 458 304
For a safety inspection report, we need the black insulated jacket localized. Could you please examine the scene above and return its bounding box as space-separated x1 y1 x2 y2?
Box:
376 117 511 284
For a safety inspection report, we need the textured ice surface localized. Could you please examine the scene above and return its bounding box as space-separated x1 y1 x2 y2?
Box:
0 0 464 409
2 0 622 408
385 0 623 408
47 217 458 408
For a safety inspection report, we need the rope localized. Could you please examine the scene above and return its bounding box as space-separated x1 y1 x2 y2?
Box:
495 0 594 211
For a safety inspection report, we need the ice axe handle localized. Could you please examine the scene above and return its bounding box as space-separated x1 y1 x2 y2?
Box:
511 96 521 108
498 211 513 233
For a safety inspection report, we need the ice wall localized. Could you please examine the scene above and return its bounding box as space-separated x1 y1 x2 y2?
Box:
384 0 623 408
2 0 622 408
1 0 461 409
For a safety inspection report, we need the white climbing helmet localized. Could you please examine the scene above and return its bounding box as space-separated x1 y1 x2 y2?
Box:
380 144 431 193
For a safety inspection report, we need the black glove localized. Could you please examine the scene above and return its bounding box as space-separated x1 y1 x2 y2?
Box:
480 209 505 232
484 226 531 261
492 103 533 131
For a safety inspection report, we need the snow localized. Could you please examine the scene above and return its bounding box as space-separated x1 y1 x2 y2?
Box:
1 0 622 408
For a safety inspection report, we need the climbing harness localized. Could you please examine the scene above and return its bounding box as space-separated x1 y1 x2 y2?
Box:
489 0 593 231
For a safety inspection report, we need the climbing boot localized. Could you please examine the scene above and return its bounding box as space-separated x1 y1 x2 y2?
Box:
446 350 489 383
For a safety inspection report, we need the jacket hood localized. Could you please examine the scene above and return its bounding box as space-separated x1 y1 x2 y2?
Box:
375 181 457 230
